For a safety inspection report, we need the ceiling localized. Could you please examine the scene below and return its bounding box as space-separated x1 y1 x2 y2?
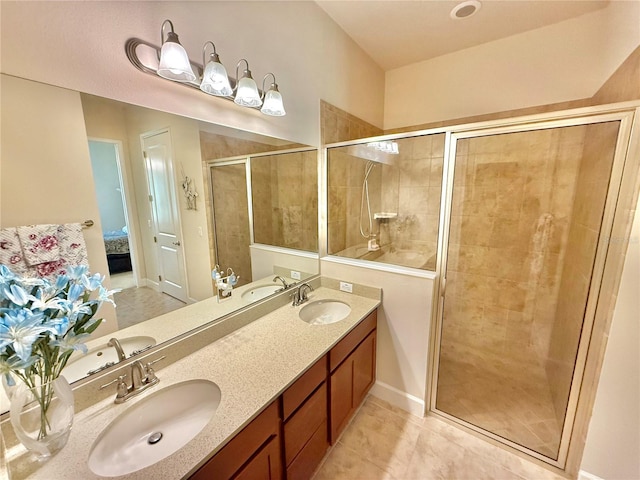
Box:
315 0 610 70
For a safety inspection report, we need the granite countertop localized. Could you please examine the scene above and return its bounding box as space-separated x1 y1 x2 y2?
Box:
7 286 380 479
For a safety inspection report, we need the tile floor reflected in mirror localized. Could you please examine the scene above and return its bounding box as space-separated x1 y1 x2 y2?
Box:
313 396 565 480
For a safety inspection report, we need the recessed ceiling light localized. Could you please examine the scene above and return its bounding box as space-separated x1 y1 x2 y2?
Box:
450 0 482 20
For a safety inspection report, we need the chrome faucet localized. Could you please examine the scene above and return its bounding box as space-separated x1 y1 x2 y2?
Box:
292 283 313 306
100 356 165 403
107 337 126 361
273 275 292 290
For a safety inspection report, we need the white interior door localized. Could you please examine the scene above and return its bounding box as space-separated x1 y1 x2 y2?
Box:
142 130 187 302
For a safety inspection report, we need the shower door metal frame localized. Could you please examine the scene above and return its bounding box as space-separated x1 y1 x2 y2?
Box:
428 107 638 470
207 146 318 256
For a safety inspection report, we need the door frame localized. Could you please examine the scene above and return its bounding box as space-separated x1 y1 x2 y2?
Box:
427 107 638 472
87 137 141 287
140 127 189 301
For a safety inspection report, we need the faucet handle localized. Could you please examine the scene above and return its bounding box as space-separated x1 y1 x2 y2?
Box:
100 374 128 400
144 355 166 382
99 374 127 390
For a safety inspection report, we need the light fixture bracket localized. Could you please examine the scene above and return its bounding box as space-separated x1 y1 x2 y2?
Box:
125 38 269 107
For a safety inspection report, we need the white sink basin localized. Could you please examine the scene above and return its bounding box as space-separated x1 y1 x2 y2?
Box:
64 336 156 383
241 284 283 302
88 379 221 477
299 300 351 325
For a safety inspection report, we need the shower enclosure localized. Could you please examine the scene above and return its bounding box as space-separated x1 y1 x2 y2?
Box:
327 134 446 270
325 106 638 469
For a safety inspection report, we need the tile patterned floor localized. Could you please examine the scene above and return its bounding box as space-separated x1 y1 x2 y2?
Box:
113 286 186 329
436 354 561 459
313 396 566 480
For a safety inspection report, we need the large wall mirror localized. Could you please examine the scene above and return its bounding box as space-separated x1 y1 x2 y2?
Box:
0 74 320 396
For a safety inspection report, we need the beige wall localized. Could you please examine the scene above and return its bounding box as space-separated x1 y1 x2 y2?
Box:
384 1 640 129
0 75 117 337
580 196 640 480
0 2 385 146
321 260 434 415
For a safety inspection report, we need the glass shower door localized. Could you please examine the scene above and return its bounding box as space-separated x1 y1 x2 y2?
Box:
210 162 252 287
434 121 621 461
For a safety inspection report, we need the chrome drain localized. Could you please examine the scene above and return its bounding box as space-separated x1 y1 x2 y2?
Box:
148 432 163 445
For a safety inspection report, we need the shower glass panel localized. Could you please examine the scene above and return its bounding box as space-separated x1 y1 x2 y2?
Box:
436 122 620 460
251 150 318 252
327 134 445 270
210 163 251 287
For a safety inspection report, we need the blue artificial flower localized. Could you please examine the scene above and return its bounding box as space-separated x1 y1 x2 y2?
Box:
67 283 85 303
66 265 88 280
0 354 37 383
0 265 18 282
50 331 90 354
1 284 29 307
54 274 70 290
97 286 119 306
0 309 55 361
81 273 104 292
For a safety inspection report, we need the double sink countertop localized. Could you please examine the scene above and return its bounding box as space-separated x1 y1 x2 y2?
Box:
5 282 380 479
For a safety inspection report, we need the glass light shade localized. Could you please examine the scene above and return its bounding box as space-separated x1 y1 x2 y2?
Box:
200 57 233 96
234 76 262 107
260 88 286 116
157 39 197 82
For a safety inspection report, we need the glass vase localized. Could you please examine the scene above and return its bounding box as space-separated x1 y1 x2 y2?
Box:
9 375 74 459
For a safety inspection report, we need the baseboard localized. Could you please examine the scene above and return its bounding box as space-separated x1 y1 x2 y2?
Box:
369 380 426 417
578 471 605 480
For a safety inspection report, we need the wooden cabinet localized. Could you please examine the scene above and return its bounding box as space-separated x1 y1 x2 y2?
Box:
190 308 378 479
282 356 329 480
329 310 377 444
190 402 281 480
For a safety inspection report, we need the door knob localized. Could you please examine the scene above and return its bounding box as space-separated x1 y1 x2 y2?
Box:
172 241 181 246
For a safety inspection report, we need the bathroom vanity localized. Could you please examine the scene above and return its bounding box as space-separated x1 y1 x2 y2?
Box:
3 280 380 479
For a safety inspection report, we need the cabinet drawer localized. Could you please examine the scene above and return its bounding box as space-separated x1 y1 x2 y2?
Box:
284 382 327 465
282 355 327 420
329 310 377 372
190 402 280 480
234 435 282 480
286 420 329 480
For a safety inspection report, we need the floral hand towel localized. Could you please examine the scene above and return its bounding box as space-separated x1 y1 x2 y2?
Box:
0 228 29 275
16 224 60 266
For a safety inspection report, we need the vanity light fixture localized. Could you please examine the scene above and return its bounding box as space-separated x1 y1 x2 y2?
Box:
260 73 286 117
200 41 233 97
157 20 197 82
234 59 263 107
125 20 286 116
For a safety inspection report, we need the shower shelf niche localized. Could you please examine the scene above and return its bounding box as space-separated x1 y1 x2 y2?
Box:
373 212 397 221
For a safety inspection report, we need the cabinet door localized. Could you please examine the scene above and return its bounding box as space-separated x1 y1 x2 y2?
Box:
234 436 282 480
330 330 377 444
330 353 354 443
353 330 376 407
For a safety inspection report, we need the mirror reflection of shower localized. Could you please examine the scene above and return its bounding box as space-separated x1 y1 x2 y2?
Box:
360 160 380 251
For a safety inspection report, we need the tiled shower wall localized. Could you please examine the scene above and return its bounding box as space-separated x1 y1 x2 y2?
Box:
327 134 445 260
328 150 382 254
546 121 619 425
378 134 444 256
251 151 318 252
209 164 251 287
443 126 588 376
